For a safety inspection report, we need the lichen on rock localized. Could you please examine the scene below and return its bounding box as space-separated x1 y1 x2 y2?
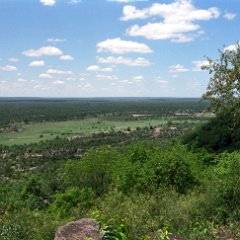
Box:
54 218 102 240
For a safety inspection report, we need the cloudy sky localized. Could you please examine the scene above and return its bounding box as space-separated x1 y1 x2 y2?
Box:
0 0 239 97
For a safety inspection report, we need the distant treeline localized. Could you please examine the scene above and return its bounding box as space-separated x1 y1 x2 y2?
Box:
0 98 209 127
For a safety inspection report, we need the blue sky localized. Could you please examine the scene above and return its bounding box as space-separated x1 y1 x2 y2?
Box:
0 0 239 97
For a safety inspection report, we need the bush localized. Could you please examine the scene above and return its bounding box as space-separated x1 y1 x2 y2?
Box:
152 144 200 194
50 187 95 217
121 143 201 194
154 146 197 193
212 151 240 220
60 146 131 195
0 210 59 240
20 173 51 209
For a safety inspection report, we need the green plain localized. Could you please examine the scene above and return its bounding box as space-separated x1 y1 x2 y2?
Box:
0 118 206 146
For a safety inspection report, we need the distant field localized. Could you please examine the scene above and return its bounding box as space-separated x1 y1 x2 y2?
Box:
0 117 207 146
0 98 210 145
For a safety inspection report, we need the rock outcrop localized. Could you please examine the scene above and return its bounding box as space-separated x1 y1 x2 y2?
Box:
54 218 102 240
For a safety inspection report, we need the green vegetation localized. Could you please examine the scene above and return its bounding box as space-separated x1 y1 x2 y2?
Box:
0 98 208 128
185 44 240 153
0 95 240 239
0 118 207 146
202 44 240 120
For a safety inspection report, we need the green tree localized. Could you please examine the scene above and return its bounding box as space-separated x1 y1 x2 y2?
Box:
202 43 240 127
184 43 240 152
153 144 200 193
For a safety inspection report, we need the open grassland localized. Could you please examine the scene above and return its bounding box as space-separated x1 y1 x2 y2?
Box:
0 98 210 146
0 117 207 146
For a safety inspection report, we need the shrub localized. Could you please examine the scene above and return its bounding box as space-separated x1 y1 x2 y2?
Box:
60 146 131 195
20 173 51 209
152 144 200 194
212 151 240 220
50 187 95 217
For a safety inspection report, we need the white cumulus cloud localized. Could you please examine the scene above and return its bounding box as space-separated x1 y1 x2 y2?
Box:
22 46 63 57
96 74 119 80
224 12 236 20
97 38 152 54
86 65 113 72
46 69 73 75
132 75 144 81
169 64 189 73
38 69 74 80
1 65 18 71
60 55 74 61
97 56 152 67
86 65 101 72
123 0 220 42
53 80 65 85
39 73 52 79
29 61 45 67
121 5 149 20
47 38 66 42
40 0 56 6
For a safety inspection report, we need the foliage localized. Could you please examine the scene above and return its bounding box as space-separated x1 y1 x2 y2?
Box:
20 173 52 209
152 144 200 193
184 109 240 152
50 187 95 217
184 116 233 152
2 97 240 239
121 142 200 194
185 43 240 152
88 210 127 240
202 44 240 122
144 225 171 240
101 222 127 240
212 151 240 219
0 98 208 128
0 210 59 240
60 147 131 195
0 218 31 240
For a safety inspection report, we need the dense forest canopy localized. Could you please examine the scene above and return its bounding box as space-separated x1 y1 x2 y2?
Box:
0 98 208 128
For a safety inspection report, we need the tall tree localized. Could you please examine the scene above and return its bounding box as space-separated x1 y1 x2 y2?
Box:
203 43 240 126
